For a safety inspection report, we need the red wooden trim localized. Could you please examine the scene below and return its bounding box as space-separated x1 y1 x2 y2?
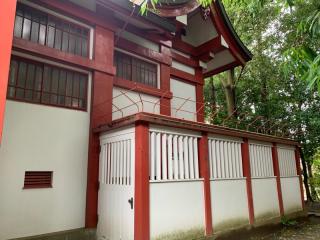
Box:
241 138 255 224
114 77 172 99
195 37 225 56
172 38 196 56
196 68 205 122
170 68 198 84
199 133 213 235
134 121 150 240
272 143 284 216
95 112 300 147
160 64 171 116
116 38 171 65
171 51 198 68
203 61 239 78
295 148 305 210
13 38 116 76
0 0 17 142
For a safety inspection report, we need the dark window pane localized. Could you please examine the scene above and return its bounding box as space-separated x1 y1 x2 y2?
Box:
51 68 59 94
22 18 31 40
75 36 82 55
58 70 67 95
26 64 35 89
42 92 50 103
9 60 18 85
62 32 69 52
72 74 80 98
82 38 88 57
17 62 27 87
16 88 25 99
30 21 39 42
39 24 46 45
79 76 86 98
68 35 76 54
14 15 23 38
25 90 33 101
66 72 73 96
54 29 62 50
47 26 55 48
33 91 41 102
43 66 52 92
35 66 43 91
7 87 15 98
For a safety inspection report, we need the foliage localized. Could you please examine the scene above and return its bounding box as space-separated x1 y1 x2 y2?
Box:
280 216 298 226
139 0 213 15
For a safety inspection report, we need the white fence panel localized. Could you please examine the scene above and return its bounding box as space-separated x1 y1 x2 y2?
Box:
278 147 297 177
249 143 274 177
149 129 200 181
208 138 243 179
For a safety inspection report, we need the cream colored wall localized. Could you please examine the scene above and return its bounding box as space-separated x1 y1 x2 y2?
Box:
252 178 280 222
0 99 90 239
170 79 197 121
112 87 160 120
150 181 205 239
281 177 303 214
210 179 249 231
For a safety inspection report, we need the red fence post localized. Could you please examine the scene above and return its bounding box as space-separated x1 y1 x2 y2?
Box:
199 133 213 235
272 143 284 216
295 147 305 210
135 121 150 240
0 0 17 142
241 138 255 224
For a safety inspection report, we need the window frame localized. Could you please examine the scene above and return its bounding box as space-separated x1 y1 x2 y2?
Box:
15 0 94 59
114 48 160 89
7 54 89 111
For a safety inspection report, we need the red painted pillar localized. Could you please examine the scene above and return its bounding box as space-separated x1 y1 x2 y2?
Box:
0 0 17 142
134 121 150 240
272 143 284 216
199 133 213 235
295 147 305 210
241 138 255 224
195 68 205 123
85 26 115 228
160 63 171 116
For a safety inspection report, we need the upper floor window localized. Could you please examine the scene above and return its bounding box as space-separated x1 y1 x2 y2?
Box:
114 51 158 88
14 3 89 58
7 57 88 110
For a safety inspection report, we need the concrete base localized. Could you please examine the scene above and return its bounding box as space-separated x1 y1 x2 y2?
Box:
9 228 96 240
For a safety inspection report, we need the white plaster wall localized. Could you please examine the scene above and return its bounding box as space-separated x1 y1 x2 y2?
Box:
150 181 205 239
252 178 280 221
0 100 90 239
182 11 218 47
112 87 160 120
281 176 303 214
210 179 249 231
170 79 197 121
172 60 195 75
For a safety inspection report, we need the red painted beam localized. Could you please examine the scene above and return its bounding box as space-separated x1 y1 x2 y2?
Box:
134 122 150 240
295 148 305 210
241 138 255 224
199 133 213 236
160 64 172 116
272 143 284 216
0 0 17 142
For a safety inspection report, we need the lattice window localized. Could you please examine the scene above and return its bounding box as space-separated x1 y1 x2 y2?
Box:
14 3 89 57
114 51 158 88
208 138 243 179
249 143 274 177
277 147 297 177
100 140 132 185
149 130 200 181
7 57 88 110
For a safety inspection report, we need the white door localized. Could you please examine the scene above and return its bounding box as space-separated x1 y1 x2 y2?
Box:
97 129 135 240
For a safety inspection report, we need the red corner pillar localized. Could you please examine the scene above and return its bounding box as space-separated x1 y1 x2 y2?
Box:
160 45 172 116
199 133 213 235
272 143 284 216
241 138 255 224
0 0 17 142
195 68 205 123
85 25 115 228
134 121 150 240
295 147 305 210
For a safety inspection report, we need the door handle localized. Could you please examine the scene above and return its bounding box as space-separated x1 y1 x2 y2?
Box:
128 197 133 209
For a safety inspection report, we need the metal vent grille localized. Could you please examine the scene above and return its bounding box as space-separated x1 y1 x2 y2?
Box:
24 171 53 189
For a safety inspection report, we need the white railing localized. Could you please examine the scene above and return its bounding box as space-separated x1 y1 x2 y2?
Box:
208 137 243 179
249 143 274 177
149 129 200 181
100 140 132 185
277 147 297 177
